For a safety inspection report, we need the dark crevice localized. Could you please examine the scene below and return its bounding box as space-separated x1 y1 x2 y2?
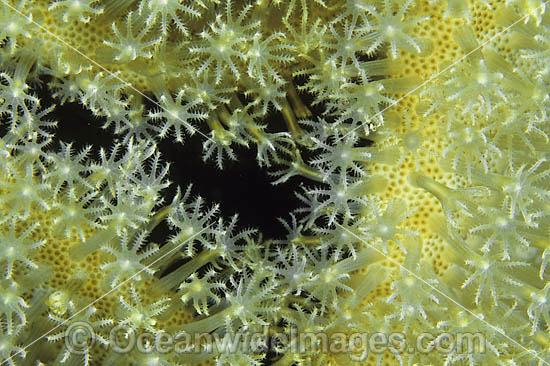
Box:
34 81 309 241
156 111 305 240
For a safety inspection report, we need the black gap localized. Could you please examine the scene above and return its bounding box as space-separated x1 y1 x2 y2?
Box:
155 111 302 240
35 78 113 151
35 79 309 241
0 114 10 137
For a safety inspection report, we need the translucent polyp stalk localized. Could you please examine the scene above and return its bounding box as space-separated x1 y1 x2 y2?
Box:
351 263 387 301
333 247 385 274
289 155 325 182
178 305 234 334
153 250 219 294
285 82 311 118
69 229 117 261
